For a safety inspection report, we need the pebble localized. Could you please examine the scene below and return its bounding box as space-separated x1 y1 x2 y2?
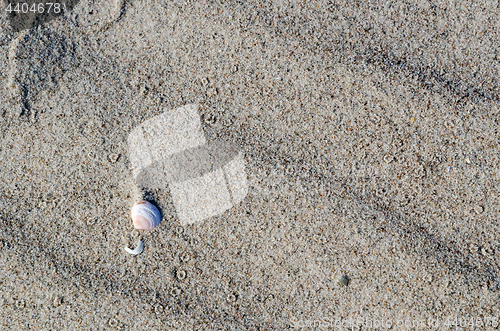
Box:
125 240 144 255
338 276 349 287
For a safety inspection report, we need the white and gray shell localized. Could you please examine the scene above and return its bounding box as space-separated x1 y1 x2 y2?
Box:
131 200 162 230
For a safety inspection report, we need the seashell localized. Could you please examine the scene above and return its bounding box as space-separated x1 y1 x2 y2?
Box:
125 240 144 255
131 200 162 230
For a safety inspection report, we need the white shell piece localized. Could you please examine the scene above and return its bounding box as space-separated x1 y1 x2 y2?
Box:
125 240 144 255
131 200 162 230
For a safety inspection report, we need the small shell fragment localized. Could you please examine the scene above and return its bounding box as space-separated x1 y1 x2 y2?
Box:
125 240 144 255
131 200 162 230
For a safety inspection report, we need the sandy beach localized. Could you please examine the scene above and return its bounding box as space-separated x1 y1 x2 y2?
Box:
1 0 500 329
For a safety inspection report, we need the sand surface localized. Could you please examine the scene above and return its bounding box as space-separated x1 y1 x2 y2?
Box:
1 0 500 329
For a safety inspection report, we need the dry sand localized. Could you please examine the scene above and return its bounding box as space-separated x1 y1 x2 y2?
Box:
1 0 500 329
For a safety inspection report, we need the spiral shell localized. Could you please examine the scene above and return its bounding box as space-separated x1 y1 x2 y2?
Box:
131 200 162 230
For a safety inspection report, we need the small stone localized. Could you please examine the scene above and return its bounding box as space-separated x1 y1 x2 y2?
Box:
338 276 349 287
470 244 479 253
108 153 120 163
